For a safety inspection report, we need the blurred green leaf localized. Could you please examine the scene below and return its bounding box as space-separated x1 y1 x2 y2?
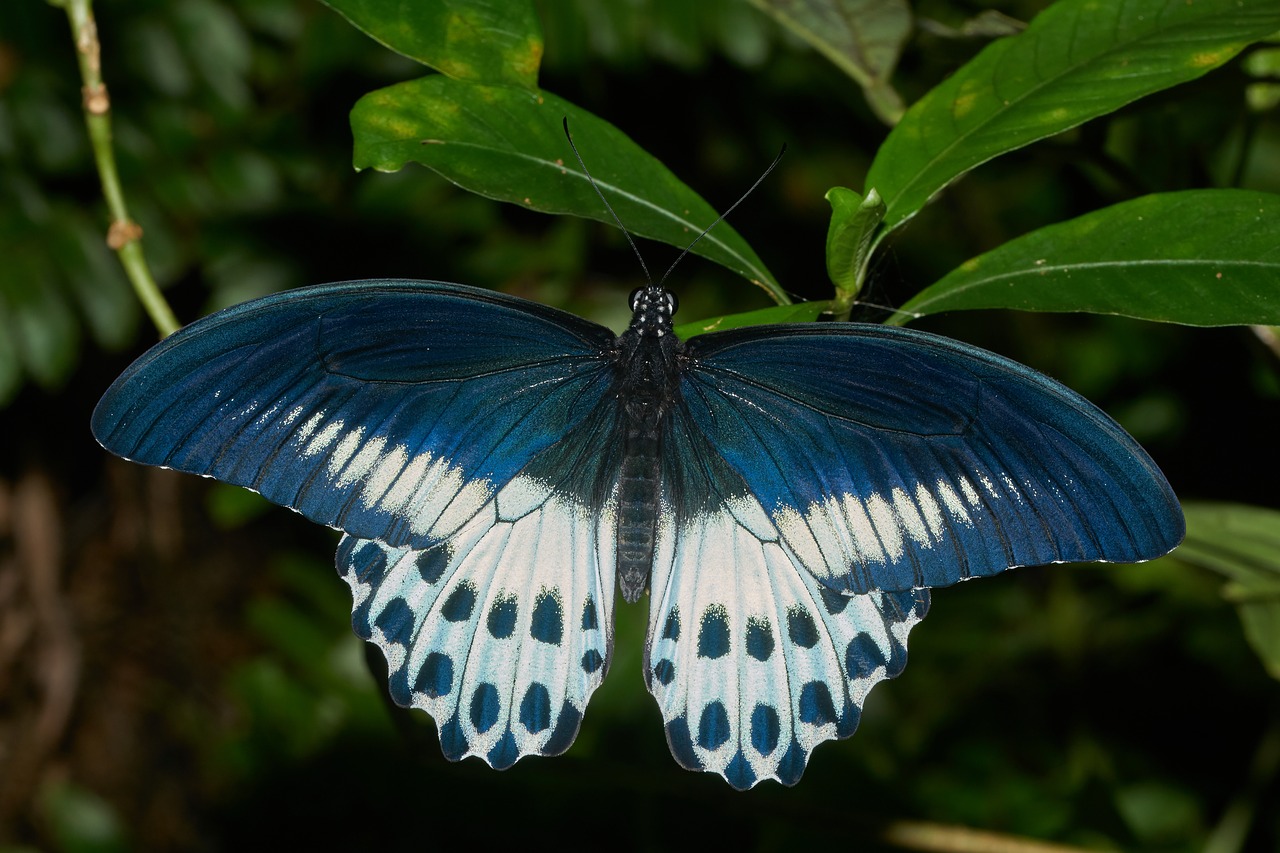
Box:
1242 46 1280 78
318 0 543 88
39 780 129 853
745 0 910 123
2 269 78 389
824 185 883 311
892 190 1280 325
0 311 19 404
1176 502 1280 680
205 483 275 528
1115 782 1204 845
917 9 1026 40
172 0 253 110
537 0 772 70
674 300 826 339
1247 81 1280 112
351 76 783 300
866 0 1280 231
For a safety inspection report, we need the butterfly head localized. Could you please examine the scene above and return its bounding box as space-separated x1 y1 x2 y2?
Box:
628 286 679 338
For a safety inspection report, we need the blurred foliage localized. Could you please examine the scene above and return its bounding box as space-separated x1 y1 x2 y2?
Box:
2 0 1280 851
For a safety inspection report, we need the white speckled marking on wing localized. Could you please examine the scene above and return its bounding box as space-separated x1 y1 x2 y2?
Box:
337 480 615 768
291 410 499 539
644 498 928 789
772 470 1010 586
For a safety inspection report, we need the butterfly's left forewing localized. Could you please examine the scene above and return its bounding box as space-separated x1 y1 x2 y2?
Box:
92 281 619 551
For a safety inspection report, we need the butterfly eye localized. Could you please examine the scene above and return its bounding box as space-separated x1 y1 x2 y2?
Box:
665 292 679 316
629 288 644 311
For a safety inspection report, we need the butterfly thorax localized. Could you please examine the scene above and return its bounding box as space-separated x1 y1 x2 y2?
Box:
612 287 683 603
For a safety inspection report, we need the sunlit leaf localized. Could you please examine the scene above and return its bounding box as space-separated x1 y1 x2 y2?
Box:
746 0 910 123
866 0 1280 231
351 76 783 300
891 190 1280 326
317 0 542 88
674 301 826 339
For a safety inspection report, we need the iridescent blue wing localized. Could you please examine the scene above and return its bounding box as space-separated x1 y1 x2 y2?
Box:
643 321 1181 788
92 281 618 550
679 323 1184 595
93 280 623 766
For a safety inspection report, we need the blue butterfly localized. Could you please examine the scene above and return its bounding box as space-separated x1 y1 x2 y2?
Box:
91 278 1184 789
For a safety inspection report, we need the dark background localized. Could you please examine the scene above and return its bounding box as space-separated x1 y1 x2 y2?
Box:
1 0 1278 850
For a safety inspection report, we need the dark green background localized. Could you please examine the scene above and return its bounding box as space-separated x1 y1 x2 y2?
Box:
1 1 1278 850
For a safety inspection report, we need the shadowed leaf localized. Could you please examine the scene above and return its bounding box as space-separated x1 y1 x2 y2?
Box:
746 0 910 123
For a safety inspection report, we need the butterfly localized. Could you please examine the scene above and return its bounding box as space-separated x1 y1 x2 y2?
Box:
91 273 1184 789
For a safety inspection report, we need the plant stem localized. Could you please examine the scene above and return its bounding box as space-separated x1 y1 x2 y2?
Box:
60 0 179 337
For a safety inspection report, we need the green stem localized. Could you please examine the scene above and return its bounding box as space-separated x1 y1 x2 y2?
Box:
61 0 179 337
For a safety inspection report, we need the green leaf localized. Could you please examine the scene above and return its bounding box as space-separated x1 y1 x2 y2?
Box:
40 780 129 853
745 0 910 124
866 0 1280 231
351 76 783 300
1175 502 1280 680
891 190 1280 326
317 0 543 88
917 10 1026 40
674 301 826 339
824 185 884 317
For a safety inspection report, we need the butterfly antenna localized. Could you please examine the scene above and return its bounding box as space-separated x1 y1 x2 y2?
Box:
563 118 654 287
657 143 786 288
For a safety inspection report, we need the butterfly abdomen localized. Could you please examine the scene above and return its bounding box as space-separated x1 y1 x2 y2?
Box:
613 291 683 602
617 426 662 602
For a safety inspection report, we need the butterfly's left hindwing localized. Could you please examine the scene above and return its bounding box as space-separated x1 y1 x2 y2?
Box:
337 485 616 767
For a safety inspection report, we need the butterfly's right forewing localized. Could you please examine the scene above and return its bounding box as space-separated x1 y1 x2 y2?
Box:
680 323 1184 595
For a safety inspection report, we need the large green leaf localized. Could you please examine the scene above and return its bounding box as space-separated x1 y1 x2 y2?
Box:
317 0 542 88
866 0 1280 232
1175 502 1280 680
890 190 1280 326
351 77 783 299
745 0 910 124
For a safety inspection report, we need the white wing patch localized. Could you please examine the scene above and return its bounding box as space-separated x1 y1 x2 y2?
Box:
292 412 498 539
773 474 1002 585
645 499 929 790
337 487 616 769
